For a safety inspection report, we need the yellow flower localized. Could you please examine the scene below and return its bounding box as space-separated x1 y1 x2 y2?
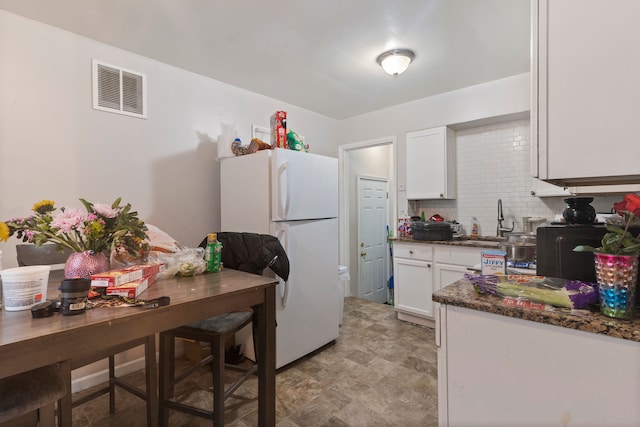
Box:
32 200 55 215
0 222 9 242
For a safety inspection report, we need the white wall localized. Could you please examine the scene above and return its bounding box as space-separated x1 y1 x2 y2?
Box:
414 120 620 236
336 73 531 215
337 73 620 237
0 10 339 269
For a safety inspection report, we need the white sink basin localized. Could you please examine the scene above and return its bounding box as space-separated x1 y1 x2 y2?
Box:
459 240 502 248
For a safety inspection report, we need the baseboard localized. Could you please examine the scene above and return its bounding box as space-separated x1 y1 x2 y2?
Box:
396 310 435 329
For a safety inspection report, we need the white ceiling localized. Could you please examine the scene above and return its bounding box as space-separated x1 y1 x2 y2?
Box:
0 0 531 120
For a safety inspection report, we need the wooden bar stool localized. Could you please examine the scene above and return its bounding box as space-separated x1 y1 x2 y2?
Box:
158 311 257 426
0 363 69 427
158 232 289 426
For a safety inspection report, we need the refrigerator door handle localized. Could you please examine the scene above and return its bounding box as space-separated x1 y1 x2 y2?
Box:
276 226 290 308
281 279 289 309
276 160 291 220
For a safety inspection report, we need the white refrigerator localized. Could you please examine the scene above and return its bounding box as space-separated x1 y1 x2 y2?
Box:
220 148 339 369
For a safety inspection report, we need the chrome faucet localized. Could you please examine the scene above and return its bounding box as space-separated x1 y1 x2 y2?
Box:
497 199 514 237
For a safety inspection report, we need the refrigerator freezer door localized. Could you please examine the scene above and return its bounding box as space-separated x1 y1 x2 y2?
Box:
220 150 272 234
271 149 338 222
272 218 339 368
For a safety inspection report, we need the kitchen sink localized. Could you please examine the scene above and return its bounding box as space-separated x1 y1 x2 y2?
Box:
457 240 502 248
451 235 507 248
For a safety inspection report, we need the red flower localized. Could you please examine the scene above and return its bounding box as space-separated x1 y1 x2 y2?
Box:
614 194 640 217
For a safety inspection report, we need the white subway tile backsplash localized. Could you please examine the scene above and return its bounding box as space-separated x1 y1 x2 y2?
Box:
414 120 619 236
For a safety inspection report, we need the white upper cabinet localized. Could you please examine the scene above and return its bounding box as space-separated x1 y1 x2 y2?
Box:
532 0 640 186
530 177 571 198
406 126 456 199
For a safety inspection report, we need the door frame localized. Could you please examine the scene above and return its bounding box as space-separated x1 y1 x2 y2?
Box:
338 136 397 297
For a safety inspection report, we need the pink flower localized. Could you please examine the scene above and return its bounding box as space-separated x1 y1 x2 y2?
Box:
87 213 98 221
51 208 86 233
24 230 34 242
92 203 118 218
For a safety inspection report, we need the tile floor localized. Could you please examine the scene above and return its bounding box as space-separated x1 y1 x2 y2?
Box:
71 297 438 426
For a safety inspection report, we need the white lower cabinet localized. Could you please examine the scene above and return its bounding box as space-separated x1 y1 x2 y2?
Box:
437 304 640 426
434 245 482 290
394 242 484 327
434 263 469 292
393 242 434 326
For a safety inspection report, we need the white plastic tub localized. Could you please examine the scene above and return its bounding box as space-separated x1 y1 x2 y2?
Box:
0 265 50 311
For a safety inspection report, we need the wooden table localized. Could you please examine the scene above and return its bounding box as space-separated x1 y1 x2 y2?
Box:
0 269 277 426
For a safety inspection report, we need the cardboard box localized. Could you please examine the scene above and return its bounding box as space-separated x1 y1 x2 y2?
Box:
270 111 287 148
106 273 158 298
481 250 507 275
91 262 164 287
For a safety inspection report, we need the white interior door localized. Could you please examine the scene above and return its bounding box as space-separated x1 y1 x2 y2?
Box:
358 176 388 303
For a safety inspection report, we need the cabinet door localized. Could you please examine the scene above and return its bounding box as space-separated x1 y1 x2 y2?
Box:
434 263 469 292
394 257 434 318
530 177 571 198
534 0 640 185
406 127 456 199
440 305 640 426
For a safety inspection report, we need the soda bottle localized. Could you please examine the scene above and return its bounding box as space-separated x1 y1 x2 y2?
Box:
206 233 222 273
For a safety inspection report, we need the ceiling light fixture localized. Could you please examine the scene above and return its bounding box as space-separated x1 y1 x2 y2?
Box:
376 48 415 76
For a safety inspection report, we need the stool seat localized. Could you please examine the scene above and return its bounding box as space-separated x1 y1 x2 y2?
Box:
0 364 68 425
187 312 253 334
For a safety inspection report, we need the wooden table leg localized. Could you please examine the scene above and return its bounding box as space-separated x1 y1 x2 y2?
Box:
255 284 276 426
144 334 159 427
58 360 72 427
158 331 175 427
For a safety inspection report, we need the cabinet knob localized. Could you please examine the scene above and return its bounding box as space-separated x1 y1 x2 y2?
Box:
360 251 367 257
440 193 444 198
427 263 432 268
409 250 414 255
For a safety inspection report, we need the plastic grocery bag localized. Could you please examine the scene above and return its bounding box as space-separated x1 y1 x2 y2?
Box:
112 224 207 278
149 248 206 278
465 273 599 309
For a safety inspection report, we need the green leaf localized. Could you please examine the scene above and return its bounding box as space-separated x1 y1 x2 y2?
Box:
605 225 625 235
111 197 122 209
573 245 596 252
79 198 93 212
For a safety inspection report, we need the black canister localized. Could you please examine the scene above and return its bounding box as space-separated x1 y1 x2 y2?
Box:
59 278 91 315
411 221 453 241
562 197 596 224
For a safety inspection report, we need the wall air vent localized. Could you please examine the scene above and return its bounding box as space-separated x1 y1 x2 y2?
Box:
92 60 147 119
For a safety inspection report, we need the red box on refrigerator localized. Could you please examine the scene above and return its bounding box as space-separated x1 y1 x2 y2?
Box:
270 111 287 148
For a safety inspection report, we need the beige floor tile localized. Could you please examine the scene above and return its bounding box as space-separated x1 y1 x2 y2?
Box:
70 297 438 426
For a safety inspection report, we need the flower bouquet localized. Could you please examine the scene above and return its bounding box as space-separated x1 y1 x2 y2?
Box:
573 193 640 319
1 198 149 257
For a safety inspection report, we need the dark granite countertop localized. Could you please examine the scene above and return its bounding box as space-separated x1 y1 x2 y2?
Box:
433 279 640 343
390 236 505 249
